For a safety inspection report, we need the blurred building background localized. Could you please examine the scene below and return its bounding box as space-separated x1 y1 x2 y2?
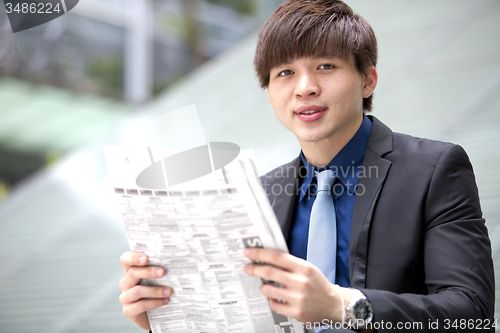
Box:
0 0 279 194
0 0 499 332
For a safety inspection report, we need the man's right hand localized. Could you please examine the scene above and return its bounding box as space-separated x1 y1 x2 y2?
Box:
119 251 173 330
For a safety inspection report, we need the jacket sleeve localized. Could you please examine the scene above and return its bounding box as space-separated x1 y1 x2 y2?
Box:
359 144 495 332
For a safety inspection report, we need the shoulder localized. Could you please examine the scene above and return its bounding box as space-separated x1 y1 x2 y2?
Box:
369 118 483 228
390 132 472 172
369 116 471 170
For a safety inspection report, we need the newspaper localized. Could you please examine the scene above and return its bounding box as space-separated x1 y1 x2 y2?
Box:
104 145 305 333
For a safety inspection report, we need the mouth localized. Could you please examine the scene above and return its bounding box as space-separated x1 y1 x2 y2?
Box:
295 105 327 115
298 110 322 115
295 106 327 122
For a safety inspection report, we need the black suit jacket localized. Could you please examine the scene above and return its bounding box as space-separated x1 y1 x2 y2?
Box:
260 116 494 332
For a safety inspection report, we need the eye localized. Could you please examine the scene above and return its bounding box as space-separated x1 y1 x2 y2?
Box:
318 64 335 70
278 69 294 76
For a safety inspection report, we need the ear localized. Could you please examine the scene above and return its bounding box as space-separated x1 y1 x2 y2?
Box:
362 66 378 98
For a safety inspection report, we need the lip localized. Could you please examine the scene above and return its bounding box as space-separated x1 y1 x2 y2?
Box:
295 105 327 122
296 105 327 114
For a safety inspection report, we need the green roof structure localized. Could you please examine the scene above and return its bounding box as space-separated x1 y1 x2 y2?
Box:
0 78 134 154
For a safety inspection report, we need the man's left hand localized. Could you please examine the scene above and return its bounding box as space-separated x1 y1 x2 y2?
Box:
243 247 349 325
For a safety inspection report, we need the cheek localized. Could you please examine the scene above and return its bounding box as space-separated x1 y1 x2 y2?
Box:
338 78 364 108
268 88 289 114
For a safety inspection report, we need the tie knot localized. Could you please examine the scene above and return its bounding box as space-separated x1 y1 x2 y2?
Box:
316 169 336 192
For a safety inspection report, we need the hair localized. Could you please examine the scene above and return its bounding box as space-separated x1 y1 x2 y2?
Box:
254 0 378 111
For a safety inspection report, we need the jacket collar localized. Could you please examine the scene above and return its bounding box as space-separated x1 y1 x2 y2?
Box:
365 115 393 157
349 115 393 287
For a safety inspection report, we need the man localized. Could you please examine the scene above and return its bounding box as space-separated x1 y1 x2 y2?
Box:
119 1 495 332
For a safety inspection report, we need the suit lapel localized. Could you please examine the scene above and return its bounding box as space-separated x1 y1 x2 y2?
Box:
269 156 301 241
349 116 393 288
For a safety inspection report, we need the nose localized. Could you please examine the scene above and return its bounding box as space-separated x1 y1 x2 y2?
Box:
295 72 320 97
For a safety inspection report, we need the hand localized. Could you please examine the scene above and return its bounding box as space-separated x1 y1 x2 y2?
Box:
119 251 173 330
243 248 351 325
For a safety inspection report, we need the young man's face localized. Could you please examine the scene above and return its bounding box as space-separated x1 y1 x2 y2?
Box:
267 55 377 147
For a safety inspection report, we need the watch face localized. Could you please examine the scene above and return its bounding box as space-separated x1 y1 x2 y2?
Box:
354 300 373 321
354 302 367 319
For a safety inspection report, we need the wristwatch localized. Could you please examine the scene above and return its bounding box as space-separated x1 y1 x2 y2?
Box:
345 289 373 331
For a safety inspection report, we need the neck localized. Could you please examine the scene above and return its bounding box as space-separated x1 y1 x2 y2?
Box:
300 114 364 167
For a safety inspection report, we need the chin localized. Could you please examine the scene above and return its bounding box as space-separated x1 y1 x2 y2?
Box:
298 134 326 143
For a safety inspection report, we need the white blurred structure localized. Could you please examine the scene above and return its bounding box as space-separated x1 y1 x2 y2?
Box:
71 0 153 104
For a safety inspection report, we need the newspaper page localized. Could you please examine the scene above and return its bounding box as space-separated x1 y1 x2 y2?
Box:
104 145 305 333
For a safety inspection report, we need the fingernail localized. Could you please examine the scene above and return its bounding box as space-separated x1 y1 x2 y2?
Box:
244 248 252 256
156 269 164 277
243 265 249 274
163 288 172 296
162 298 170 304
138 256 147 264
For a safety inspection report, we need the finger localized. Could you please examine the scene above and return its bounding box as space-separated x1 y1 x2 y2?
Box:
120 251 148 273
262 283 319 311
244 248 304 272
120 285 173 305
122 298 170 319
260 283 291 302
268 298 293 318
243 263 294 287
119 266 166 292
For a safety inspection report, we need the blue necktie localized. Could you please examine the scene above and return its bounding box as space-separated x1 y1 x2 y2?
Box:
307 169 337 283
307 170 337 333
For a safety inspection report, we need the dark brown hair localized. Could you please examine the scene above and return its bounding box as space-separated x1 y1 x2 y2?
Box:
254 0 378 111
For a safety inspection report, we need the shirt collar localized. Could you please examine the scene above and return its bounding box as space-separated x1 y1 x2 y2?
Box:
299 115 372 201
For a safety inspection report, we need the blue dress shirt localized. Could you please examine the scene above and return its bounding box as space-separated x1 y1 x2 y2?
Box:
288 115 372 287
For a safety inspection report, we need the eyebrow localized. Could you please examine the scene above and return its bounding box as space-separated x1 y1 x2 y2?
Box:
276 55 343 65
312 55 343 60
273 61 292 68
